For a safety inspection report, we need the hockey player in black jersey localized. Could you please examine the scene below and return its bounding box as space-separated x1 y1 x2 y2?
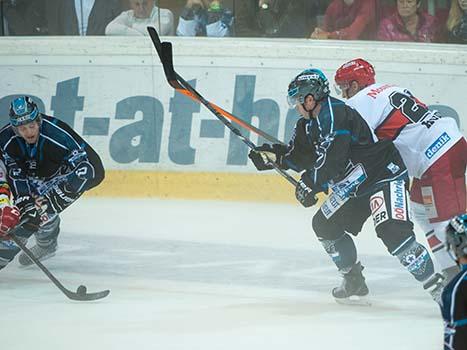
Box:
249 69 444 304
0 96 104 267
442 214 467 350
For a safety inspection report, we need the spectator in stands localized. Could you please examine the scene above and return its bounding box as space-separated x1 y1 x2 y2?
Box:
377 0 439 42
48 0 122 35
176 0 234 37
1 0 48 36
310 0 376 40
446 0 467 43
106 0 174 36
234 0 323 38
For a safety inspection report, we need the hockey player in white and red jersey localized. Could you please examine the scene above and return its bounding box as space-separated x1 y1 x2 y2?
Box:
0 159 22 268
334 58 467 285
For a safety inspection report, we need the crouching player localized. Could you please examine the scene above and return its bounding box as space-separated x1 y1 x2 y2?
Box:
0 96 105 268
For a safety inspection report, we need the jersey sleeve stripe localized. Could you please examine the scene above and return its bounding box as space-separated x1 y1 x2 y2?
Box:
41 134 70 151
42 118 81 149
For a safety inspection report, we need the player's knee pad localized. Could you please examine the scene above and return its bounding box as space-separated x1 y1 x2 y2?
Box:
312 209 345 241
374 219 414 253
391 236 434 282
409 201 456 271
319 233 357 271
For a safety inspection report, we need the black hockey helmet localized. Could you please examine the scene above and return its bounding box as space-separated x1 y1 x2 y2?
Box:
9 96 40 127
287 68 330 108
446 214 467 259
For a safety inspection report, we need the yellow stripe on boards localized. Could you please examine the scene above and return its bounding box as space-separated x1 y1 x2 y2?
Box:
85 170 327 204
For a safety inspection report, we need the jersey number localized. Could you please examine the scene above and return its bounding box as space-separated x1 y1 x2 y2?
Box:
375 92 430 140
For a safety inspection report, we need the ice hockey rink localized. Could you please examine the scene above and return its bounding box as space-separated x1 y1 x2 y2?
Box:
0 197 443 350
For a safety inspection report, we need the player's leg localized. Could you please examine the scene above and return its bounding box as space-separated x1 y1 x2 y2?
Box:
312 193 371 303
410 138 467 283
0 227 34 270
373 179 443 303
18 214 60 266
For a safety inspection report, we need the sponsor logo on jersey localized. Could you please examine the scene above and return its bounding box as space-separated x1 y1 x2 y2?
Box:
386 162 400 174
331 163 367 200
425 132 451 159
390 180 407 221
370 191 388 227
366 84 394 99
321 192 349 219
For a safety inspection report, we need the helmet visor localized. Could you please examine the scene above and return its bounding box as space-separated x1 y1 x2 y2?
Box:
287 85 300 108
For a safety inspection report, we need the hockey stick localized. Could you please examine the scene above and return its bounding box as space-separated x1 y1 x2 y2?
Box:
8 227 110 301
148 27 284 146
147 27 296 186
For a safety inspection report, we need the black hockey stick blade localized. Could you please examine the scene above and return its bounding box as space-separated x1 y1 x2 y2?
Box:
9 233 110 301
147 27 180 88
147 26 284 145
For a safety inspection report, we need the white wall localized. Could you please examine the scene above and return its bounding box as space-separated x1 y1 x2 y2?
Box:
0 36 465 173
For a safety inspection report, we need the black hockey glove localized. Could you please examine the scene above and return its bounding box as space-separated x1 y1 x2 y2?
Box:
248 143 287 171
38 161 94 214
15 195 41 232
295 172 319 208
42 182 82 215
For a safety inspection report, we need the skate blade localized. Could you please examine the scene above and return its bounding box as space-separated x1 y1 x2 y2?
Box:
334 294 372 307
18 252 56 267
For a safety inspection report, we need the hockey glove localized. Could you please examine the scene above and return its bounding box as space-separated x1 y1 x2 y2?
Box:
295 172 318 208
42 182 82 215
248 143 287 171
15 195 42 232
0 206 20 239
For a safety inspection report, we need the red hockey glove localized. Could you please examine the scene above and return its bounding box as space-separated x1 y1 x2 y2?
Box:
0 206 20 239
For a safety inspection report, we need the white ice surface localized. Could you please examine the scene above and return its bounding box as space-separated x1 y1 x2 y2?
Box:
0 198 442 350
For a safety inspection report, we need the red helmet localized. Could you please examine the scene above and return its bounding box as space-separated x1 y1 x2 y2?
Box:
335 58 376 88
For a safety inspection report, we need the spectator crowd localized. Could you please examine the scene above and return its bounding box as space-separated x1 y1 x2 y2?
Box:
0 0 465 43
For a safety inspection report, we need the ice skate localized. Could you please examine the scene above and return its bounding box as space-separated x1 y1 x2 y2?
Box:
423 272 448 305
333 262 371 306
18 236 57 266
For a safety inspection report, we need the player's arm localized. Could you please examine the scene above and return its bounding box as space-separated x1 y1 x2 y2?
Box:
40 146 103 214
38 119 105 214
248 119 316 172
